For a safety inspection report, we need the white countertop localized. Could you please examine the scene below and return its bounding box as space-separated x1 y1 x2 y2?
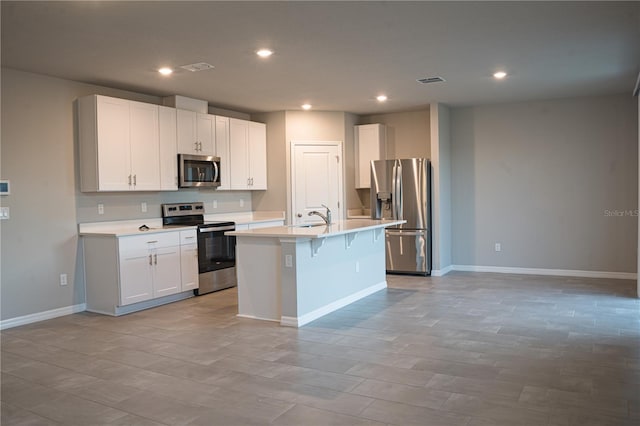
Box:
227 219 405 239
79 211 285 237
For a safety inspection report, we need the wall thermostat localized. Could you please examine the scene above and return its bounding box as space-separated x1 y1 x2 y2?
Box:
0 180 10 195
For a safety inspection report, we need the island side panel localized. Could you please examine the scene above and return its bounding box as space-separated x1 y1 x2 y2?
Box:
281 228 387 326
235 236 282 321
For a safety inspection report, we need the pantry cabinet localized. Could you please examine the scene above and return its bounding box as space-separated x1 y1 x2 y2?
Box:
229 118 267 190
176 109 215 155
78 95 161 192
355 123 387 189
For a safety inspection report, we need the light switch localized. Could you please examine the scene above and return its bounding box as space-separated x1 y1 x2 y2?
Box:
285 255 293 268
0 207 9 220
141 202 147 213
98 203 104 215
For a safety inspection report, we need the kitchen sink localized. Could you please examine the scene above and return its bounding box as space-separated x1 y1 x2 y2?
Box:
291 223 327 228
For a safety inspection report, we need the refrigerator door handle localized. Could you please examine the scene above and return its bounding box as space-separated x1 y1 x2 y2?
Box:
393 160 403 220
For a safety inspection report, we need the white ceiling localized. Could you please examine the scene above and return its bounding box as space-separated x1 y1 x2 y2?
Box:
2 1 639 115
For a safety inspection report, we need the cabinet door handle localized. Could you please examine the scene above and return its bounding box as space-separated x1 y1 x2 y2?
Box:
146 240 158 244
148 254 153 265
133 174 137 186
154 254 157 265
128 175 132 185
184 236 195 240
195 142 199 151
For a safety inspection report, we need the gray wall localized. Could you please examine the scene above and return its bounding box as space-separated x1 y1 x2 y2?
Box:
251 110 349 223
251 111 286 213
430 103 453 272
451 93 638 273
359 109 431 159
0 68 252 321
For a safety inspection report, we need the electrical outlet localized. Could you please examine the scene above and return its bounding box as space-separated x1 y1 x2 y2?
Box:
59 273 68 286
141 202 147 213
495 243 501 252
239 199 244 208
213 200 218 209
0 207 9 220
285 255 293 268
98 203 104 215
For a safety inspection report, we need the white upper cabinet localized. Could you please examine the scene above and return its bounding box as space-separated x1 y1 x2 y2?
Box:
229 118 267 190
78 95 268 192
215 116 231 190
355 123 387 189
78 95 161 192
176 109 215 155
159 106 178 190
249 122 267 190
129 101 160 191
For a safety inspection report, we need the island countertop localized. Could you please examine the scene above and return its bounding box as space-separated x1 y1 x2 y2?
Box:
226 218 405 239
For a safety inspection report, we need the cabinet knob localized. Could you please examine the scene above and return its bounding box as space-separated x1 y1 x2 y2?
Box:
297 213 302 218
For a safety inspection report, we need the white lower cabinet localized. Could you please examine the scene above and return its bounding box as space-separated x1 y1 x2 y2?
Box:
180 230 199 291
84 229 194 316
118 232 181 306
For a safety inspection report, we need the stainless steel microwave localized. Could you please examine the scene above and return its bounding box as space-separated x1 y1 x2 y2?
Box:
178 154 221 188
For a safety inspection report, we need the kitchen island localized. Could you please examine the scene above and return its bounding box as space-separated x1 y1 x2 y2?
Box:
227 219 404 327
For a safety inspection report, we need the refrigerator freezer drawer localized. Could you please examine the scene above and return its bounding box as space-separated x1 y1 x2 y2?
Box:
385 229 431 276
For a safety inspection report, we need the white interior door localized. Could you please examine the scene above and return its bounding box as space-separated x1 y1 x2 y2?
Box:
291 142 343 225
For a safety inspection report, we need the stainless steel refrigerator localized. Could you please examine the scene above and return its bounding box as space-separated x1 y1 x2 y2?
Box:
371 158 431 275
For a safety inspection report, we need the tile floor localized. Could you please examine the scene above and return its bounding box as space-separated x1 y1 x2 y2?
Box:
2 272 639 425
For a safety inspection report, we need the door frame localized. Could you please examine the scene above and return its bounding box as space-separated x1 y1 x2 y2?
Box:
288 140 345 225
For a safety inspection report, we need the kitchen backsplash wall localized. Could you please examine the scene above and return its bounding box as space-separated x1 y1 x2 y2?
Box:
76 190 253 223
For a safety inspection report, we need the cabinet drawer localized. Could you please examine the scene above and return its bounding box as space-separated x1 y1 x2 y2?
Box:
180 229 197 244
119 232 180 252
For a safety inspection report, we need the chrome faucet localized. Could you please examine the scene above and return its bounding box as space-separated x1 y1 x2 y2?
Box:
308 204 332 225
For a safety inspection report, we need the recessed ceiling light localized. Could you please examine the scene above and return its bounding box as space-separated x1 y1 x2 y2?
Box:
493 71 507 79
376 95 388 102
256 49 273 58
301 104 312 110
158 67 173 76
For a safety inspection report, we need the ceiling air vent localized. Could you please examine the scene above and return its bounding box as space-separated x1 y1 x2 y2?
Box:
180 62 215 72
417 76 445 84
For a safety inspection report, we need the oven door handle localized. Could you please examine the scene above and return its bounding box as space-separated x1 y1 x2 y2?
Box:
199 225 235 233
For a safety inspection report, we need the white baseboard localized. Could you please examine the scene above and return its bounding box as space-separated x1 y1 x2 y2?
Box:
431 265 454 277
1 303 87 330
451 265 637 280
236 313 280 323
281 281 387 327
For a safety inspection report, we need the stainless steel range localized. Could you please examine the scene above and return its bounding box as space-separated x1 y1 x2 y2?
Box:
161 202 236 295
